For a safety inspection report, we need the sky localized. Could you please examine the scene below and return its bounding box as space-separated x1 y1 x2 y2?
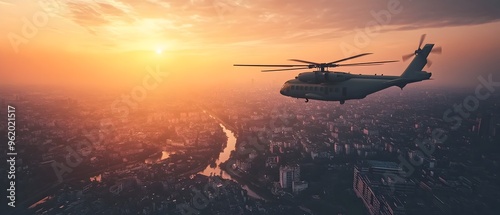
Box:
1 0 500 90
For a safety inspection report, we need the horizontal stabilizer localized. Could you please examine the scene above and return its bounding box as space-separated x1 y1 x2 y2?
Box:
386 78 409 89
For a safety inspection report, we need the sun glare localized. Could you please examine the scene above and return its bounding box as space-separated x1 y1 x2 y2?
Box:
156 48 163 55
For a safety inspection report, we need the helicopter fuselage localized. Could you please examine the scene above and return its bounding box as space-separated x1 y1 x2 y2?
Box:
279 71 431 104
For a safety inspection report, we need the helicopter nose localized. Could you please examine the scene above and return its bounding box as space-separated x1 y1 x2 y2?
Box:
280 89 285 95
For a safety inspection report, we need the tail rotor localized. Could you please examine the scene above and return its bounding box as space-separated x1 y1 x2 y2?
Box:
401 34 442 67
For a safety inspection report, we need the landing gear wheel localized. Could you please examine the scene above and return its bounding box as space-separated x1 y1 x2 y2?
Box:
305 98 309 103
340 100 345 104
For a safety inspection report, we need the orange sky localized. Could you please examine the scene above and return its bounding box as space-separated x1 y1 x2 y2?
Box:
1 0 500 90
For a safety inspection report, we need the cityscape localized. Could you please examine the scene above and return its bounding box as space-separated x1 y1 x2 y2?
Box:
2 0 500 215
1 83 499 214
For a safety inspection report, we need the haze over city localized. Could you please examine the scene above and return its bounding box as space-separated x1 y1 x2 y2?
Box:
1 0 500 89
1 1 500 215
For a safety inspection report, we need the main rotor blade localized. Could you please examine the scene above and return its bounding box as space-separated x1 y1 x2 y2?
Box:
418 34 427 49
402 53 414 62
262 67 310 72
431 46 442 54
328 53 372 64
288 59 320 65
234 64 305 67
337 60 399 67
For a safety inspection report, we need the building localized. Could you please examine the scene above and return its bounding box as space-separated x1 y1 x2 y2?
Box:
363 128 379 136
345 143 352 155
477 114 499 139
236 159 252 172
292 181 308 194
334 143 344 154
279 164 300 189
265 156 279 168
353 160 417 215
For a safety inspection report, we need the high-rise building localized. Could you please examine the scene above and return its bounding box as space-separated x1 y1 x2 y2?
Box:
279 164 300 189
353 160 416 215
345 144 352 155
334 143 344 154
479 114 498 136
490 115 499 138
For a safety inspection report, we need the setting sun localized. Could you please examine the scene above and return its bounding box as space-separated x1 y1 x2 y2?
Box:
156 48 163 55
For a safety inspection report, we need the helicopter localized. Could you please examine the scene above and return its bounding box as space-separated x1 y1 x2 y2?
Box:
234 34 441 104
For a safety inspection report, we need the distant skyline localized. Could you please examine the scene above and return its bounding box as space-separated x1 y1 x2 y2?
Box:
1 0 500 89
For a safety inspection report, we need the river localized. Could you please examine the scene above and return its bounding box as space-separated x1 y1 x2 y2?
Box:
86 115 264 200
199 123 234 179
199 118 265 200
32 116 264 210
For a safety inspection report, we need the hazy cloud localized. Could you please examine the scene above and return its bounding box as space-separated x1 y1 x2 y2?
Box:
28 0 500 47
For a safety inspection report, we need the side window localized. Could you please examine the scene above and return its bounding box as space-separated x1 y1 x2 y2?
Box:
291 86 295 90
